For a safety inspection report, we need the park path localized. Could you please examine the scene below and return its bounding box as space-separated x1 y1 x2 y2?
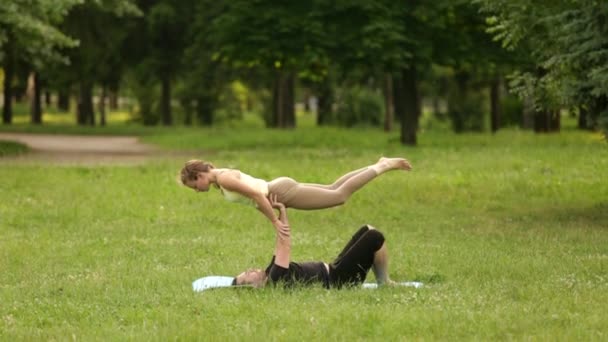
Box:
0 132 164 165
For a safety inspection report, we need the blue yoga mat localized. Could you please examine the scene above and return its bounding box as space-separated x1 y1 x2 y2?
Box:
192 276 423 292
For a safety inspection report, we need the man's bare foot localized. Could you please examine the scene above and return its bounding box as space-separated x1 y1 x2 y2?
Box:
378 157 412 171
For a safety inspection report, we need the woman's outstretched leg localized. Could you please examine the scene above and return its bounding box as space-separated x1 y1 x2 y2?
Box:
300 166 369 190
270 157 411 209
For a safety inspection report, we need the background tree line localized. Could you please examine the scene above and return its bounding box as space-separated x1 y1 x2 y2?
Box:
1 0 607 144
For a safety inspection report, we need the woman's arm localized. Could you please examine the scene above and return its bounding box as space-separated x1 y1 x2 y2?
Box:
216 172 289 235
268 194 290 268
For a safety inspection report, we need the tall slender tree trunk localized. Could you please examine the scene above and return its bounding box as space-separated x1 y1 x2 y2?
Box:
196 94 215 126
490 77 501 133
30 72 42 124
160 76 172 125
44 91 51 106
109 83 119 110
283 72 295 128
98 86 107 126
108 86 118 110
58 89 70 112
272 72 281 128
450 71 470 133
534 109 560 132
2 32 15 124
578 106 588 129
272 70 296 129
316 76 333 126
399 67 420 146
383 73 394 132
77 82 95 126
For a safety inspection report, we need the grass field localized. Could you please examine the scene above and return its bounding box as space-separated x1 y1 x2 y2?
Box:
1 119 607 340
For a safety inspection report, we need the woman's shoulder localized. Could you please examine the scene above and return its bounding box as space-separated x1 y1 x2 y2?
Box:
215 168 241 181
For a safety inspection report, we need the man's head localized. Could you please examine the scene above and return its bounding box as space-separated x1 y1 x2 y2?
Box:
234 268 268 288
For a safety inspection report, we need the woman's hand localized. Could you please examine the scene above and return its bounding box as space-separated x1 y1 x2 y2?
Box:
268 194 285 210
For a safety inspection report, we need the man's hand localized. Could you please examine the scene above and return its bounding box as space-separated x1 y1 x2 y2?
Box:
273 219 290 241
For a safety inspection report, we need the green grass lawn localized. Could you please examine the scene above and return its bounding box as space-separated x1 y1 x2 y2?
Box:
1 122 607 340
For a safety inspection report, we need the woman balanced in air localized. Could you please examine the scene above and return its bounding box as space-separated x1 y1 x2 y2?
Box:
180 157 412 234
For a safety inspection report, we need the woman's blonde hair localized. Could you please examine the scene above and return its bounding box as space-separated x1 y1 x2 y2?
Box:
180 160 215 184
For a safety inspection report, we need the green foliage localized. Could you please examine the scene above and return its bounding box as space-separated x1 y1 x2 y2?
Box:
334 86 384 127
0 128 607 339
479 0 608 121
0 0 81 65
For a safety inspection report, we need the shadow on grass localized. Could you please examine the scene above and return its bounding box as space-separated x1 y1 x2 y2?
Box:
0 140 29 157
413 273 446 284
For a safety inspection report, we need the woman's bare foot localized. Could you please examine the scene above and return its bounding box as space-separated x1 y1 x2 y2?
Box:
378 157 412 171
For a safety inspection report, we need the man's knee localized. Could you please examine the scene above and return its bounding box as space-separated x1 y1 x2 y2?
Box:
364 227 385 247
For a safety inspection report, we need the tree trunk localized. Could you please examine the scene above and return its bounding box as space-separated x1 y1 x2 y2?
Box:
283 72 296 128
30 72 43 124
551 110 560 132
196 94 215 126
270 74 279 127
44 91 51 106
490 77 501 133
272 70 296 129
2 31 15 124
588 95 608 128
98 86 107 126
534 109 560 133
450 71 470 133
399 67 420 146
383 73 394 132
578 106 588 129
109 83 119 110
58 90 70 112
303 88 311 112
160 76 172 126
316 77 333 126
77 82 95 126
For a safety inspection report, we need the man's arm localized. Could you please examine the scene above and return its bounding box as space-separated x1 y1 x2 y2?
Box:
269 194 290 269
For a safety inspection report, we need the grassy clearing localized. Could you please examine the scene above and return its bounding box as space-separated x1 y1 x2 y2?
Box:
0 124 607 340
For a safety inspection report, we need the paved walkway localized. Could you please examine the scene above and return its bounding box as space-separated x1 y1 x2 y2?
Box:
0 132 162 165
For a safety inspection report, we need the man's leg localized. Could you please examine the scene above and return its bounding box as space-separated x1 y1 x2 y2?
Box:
371 242 395 285
329 228 385 287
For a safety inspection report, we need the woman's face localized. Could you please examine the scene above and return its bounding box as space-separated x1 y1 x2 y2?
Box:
235 269 267 288
185 172 211 192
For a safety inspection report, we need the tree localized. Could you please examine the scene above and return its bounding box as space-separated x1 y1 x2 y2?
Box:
478 0 608 136
1 0 80 124
203 0 328 128
60 0 140 126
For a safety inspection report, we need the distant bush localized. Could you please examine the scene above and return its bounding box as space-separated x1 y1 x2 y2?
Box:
334 86 384 127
